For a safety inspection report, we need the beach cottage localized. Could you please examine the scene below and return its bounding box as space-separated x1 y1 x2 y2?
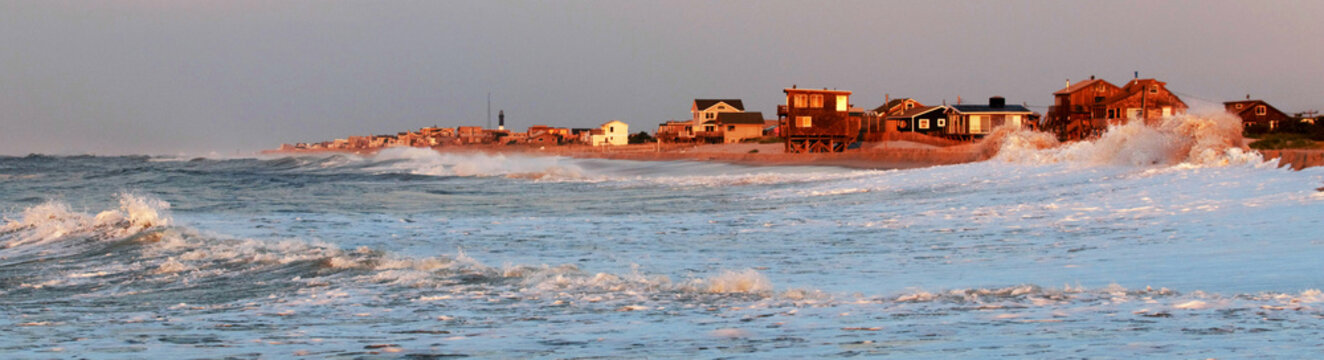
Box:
945 97 1037 141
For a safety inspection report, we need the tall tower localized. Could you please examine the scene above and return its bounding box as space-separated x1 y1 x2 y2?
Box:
498 110 505 131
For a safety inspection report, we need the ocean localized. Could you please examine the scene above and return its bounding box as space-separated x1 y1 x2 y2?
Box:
3 114 1324 358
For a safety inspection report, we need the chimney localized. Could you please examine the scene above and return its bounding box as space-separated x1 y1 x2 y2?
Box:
1090 75 1096 80
1246 94 1251 100
957 96 962 105
1066 79 1071 88
1134 71 1139 79
990 96 1005 108
498 110 505 130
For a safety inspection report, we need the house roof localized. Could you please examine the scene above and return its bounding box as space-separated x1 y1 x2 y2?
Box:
949 104 1034 113
886 105 948 119
1225 99 1286 117
716 112 765 125
872 98 922 113
694 99 745 111
1053 78 1111 95
1102 79 1184 105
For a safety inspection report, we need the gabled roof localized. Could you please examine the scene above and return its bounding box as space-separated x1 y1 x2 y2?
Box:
1225 100 1286 117
949 104 1034 113
886 105 948 120
872 98 922 113
1101 79 1184 106
1054 78 1119 95
694 99 745 111
716 112 765 125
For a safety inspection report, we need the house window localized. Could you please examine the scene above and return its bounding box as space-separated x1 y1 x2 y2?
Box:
793 94 807 108
809 94 824 108
906 102 914 109
705 112 715 120
937 118 946 127
705 125 715 132
1149 85 1158 94
1107 109 1116 119
1270 120 1279 130
919 119 930 129
1256 105 1266 115
727 125 734 132
609 126 615 132
836 95 848 111
970 115 983 133
796 116 812 128
1094 96 1104 103
1235 104 1244 109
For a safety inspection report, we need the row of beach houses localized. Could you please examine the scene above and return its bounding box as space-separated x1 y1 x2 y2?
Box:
281 74 1317 153
280 120 630 151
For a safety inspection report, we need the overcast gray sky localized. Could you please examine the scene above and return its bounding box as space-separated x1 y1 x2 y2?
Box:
3 0 1322 155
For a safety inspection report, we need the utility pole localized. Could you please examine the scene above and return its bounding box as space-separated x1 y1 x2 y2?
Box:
487 92 491 129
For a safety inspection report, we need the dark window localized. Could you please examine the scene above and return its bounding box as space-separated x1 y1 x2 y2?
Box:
726 125 735 131
1094 96 1104 103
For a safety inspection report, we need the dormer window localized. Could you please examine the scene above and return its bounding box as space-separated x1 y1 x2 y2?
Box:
1149 85 1158 94
1256 105 1267 115
1235 104 1244 109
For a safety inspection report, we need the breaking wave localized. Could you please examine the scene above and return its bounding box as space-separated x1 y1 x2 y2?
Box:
366 147 591 180
0 193 782 306
988 111 1266 167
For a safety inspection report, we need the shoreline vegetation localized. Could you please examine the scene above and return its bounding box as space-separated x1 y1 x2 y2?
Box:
263 139 1324 171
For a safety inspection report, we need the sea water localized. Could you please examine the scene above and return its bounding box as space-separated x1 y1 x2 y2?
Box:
3 113 1323 358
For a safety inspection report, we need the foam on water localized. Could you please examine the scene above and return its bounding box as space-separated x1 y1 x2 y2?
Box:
989 110 1264 167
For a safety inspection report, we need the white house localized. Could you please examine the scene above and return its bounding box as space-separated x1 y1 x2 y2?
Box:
591 120 629 146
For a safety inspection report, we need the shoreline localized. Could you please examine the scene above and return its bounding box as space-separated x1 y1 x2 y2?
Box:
262 142 1324 171
263 142 993 170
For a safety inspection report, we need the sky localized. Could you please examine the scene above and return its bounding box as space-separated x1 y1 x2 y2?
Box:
3 0 1322 156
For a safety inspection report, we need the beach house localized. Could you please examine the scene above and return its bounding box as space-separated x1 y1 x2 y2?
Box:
945 97 1038 141
779 87 859 153
590 120 629 146
1045 76 1188 140
1225 98 1292 131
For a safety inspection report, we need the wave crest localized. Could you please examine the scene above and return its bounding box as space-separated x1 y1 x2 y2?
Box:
990 111 1262 167
1 193 171 249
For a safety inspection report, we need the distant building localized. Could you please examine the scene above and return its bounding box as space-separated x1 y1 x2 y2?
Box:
946 97 1038 140
591 120 629 146
1225 99 1292 131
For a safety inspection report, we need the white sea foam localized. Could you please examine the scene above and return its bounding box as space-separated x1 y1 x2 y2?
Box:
368 147 590 180
1 193 171 249
990 111 1264 167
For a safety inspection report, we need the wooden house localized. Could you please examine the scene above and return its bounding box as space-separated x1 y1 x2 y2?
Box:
1045 77 1188 140
945 97 1038 141
863 98 925 137
1225 99 1292 131
655 120 692 142
779 87 859 153
1045 77 1123 140
887 105 949 135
